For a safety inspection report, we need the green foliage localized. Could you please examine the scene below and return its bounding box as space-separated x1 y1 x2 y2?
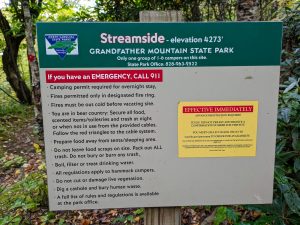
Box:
213 207 227 225
94 0 237 21
0 215 23 225
38 0 94 22
0 33 5 51
94 0 299 22
281 2 300 52
0 154 26 171
0 100 30 118
277 76 300 150
0 172 48 223
39 211 56 224
0 94 33 148
1 0 42 36
247 8 300 223
267 4 300 223
39 211 66 225
112 215 134 224
95 0 141 21
271 73 300 224
0 44 33 118
0 26 31 98
213 206 240 225
112 208 143 224
133 207 144 216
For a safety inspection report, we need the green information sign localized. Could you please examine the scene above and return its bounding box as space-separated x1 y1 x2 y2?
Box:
37 22 282 211
37 22 282 68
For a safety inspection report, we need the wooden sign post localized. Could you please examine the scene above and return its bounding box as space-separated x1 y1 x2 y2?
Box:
140 10 183 225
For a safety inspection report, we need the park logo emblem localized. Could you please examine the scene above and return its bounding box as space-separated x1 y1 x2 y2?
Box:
45 34 78 59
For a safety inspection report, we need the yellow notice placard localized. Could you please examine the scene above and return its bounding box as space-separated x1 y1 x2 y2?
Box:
178 101 258 158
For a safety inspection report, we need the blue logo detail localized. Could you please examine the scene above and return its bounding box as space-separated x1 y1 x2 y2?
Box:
45 34 78 59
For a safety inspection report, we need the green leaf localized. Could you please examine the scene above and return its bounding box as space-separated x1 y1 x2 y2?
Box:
133 208 144 215
214 206 227 225
226 207 239 223
280 107 291 123
276 139 287 153
10 199 25 210
278 180 300 215
10 216 22 225
289 93 300 101
253 215 276 225
126 215 134 222
0 215 22 225
276 151 298 163
292 128 300 150
112 216 125 224
283 81 298 93
58 218 65 225
294 157 300 173
24 202 37 210
292 139 300 151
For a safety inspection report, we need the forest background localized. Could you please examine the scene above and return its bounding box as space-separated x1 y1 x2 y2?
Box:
0 0 299 224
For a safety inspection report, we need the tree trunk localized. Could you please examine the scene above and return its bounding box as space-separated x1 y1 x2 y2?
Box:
115 0 121 21
217 0 227 21
0 10 32 104
237 0 260 21
22 0 43 134
191 0 201 21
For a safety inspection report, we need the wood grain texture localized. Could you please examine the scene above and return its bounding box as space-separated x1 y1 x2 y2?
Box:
139 10 183 225
139 10 183 22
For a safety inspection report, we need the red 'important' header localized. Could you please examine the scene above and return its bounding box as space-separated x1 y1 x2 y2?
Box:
46 70 163 83
183 105 254 113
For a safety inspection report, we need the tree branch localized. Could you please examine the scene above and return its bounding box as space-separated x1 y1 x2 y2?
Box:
27 0 43 19
38 0 43 8
0 9 11 35
0 86 21 104
10 0 24 22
